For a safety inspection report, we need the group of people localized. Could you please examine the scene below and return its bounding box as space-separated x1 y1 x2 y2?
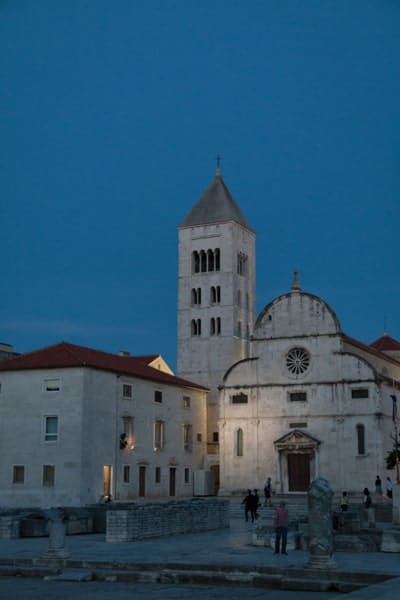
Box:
339 475 394 513
242 478 289 555
241 489 260 523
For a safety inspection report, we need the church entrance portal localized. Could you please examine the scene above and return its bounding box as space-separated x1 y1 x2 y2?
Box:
287 453 310 491
274 429 320 493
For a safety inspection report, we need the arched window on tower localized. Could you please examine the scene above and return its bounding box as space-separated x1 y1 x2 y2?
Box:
210 318 215 335
216 317 221 334
191 319 202 336
236 321 242 338
200 250 207 272
215 248 220 271
207 249 214 271
237 290 241 307
356 424 365 455
246 292 249 310
191 288 202 305
235 428 244 457
192 251 200 273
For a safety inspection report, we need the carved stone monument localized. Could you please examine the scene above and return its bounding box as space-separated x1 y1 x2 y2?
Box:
307 478 336 569
41 508 69 560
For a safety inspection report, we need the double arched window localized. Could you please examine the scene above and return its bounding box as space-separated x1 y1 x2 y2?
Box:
191 319 201 336
210 286 221 304
191 288 201 305
210 317 221 335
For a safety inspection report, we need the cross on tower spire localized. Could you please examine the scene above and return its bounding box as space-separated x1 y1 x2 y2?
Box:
216 154 221 176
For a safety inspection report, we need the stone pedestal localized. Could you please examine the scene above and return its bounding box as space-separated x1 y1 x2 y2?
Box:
392 483 400 525
381 528 400 552
41 508 69 559
307 478 336 569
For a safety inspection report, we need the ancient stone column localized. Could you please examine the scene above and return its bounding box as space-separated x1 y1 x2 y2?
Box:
307 478 336 569
41 508 69 559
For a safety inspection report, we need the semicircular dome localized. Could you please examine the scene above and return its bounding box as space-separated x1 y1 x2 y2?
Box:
254 291 341 339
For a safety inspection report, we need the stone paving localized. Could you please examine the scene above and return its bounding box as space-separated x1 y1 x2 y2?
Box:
1 515 400 598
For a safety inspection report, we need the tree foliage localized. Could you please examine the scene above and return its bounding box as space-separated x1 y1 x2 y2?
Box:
386 449 399 470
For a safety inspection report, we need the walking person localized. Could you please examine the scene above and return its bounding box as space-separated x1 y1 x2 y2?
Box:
264 477 272 506
250 489 260 522
241 489 253 523
274 501 289 555
340 491 349 512
363 487 374 528
386 477 393 499
375 476 382 496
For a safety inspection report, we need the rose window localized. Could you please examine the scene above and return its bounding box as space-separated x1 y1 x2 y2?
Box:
286 348 310 376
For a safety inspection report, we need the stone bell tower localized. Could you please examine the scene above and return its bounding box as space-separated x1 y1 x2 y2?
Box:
177 166 256 444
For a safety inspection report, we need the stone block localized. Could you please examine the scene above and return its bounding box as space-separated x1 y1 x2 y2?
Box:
20 514 48 537
0 516 20 539
381 528 400 552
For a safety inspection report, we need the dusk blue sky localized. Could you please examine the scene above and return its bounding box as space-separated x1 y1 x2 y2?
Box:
1 1 399 369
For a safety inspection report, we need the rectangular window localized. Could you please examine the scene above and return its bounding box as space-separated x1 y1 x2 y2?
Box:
45 379 60 392
184 424 193 451
289 422 308 428
13 465 25 484
154 420 164 450
231 393 248 404
154 390 162 403
122 384 133 398
289 392 307 402
122 416 134 449
352 388 369 399
357 424 366 455
44 416 58 442
184 467 190 484
123 465 130 483
155 466 161 484
43 465 55 487
196 433 202 442
213 431 219 443
183 396 191 408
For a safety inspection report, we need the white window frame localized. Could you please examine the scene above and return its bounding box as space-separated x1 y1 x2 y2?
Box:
44 378 61 392
44 415 58 442
122 383 133 399
183 424 193 452
154 420 165 451
13 465 25 484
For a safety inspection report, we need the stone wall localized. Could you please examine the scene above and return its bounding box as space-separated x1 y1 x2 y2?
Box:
106 498 229 542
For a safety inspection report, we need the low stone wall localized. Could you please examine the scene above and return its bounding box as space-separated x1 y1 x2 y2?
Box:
106 498 229 542
0 515 20 539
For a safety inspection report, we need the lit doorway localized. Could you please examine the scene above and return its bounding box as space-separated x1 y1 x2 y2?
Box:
103 465 112 498
139 465 146 497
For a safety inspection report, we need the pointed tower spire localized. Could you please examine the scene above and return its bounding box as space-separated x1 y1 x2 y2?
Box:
291 271 301 292
216 154 221 177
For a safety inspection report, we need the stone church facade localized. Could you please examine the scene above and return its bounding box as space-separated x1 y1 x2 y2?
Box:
177 170 400 495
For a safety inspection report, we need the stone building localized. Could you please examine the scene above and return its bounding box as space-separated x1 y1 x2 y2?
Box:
0 342 208 507
177 170 400 496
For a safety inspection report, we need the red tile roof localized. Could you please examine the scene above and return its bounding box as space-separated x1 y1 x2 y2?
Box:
343 334 400 365
0 342 208 391
370 335 400 352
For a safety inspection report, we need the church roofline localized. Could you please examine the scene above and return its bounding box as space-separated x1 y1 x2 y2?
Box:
254 289 342 333
178 172 255 233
